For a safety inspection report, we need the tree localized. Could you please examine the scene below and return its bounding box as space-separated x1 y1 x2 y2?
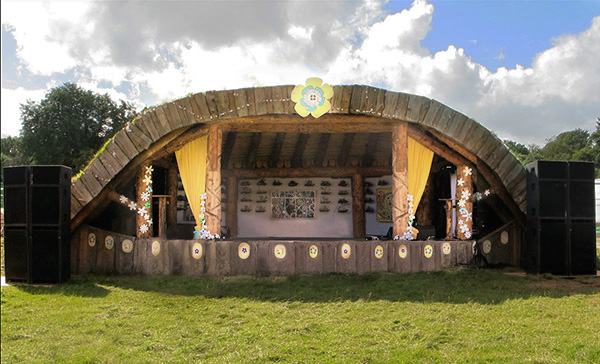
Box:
1 136 30 168
20 83 137 173
504 121 600 177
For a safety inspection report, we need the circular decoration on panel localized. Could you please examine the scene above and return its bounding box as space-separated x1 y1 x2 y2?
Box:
424 244 433 259
500 231 509 245
238 243 250 260
151 241 161 256
374 245 384 260
192 242 203 259
341 243 351 259
105 235 114 250
274 244 287 259
88 232 96 247
398 244 408 259
483 240 492 254
442 242 451 255
122 239 133 253
309 245 319 259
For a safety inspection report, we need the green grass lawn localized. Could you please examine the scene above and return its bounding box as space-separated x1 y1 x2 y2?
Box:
1 269 599 363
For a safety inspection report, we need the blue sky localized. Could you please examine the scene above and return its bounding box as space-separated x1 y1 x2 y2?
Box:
2 0 599 145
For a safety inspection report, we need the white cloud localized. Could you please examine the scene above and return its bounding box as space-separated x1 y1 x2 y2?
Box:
1 0 598 145
1 87 48 137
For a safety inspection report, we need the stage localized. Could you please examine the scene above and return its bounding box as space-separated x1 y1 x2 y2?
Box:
74 225 481 276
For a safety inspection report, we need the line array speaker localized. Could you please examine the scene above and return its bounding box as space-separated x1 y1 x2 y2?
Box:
526 160 596 275
3 165 71 283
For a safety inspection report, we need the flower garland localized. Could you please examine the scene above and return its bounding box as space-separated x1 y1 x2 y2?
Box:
115 165 154 235
193 193 220 240
393 194 416 241
137 166 154 234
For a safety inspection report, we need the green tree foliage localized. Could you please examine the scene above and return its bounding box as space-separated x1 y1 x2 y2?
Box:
1 136 30 168
505 119 600 177
19 83 137 173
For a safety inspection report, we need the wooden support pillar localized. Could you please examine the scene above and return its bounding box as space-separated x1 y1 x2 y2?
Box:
205 124 223 237
167 158 178 227
456 165 473 240
441 199 456 239
351 174 365 238
154 196 169 239
136 163 152 238
392 122 409 238
226 175 238 238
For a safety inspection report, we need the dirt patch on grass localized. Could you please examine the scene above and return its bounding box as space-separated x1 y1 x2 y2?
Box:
529 275 600 294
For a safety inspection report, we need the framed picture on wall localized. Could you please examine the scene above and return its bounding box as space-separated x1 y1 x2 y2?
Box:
271 191 315 219
376 188 392 222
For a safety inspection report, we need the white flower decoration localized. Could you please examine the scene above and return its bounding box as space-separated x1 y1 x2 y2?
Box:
465 231 472 239
461 190 471 200
463 167 472 176
407 194 414 202
464 211 472 221
457 199 466 208
141 191 151 201
138 207 147 216
457 178 465 187
484 189 491 196
140 224 148 234
128 201 137 211
460 224 469 233
119 195 128 204
145 165 154 174
143 175 152 185
458 219 464 226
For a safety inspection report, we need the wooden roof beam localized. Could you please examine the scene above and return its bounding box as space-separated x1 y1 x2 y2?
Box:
407 126 473 168
337 133 355 167
314 133 331 167
362 133 380 167
244 132 261 169
221 131 237 169
270 132 285 168
222 165 392 179
291 133 310 168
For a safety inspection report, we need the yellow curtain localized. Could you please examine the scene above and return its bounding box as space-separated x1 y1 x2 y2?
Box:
175 135 208 231
408 137 434 236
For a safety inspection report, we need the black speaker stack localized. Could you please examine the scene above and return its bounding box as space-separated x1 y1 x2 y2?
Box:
526 161 597 275
3 166 71 283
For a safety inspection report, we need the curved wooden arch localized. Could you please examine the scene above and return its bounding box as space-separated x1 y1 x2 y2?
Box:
70 85 526 231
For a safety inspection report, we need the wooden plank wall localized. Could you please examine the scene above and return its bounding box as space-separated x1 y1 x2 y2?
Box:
74 225 485 276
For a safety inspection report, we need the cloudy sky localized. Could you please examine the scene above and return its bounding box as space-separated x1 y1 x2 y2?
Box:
2 0 599 145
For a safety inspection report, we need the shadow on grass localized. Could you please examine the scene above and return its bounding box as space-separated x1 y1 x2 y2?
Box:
8 276 111 298
13 268 598 304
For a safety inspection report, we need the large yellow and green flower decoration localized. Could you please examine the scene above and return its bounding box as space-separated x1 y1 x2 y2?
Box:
291 78 334 118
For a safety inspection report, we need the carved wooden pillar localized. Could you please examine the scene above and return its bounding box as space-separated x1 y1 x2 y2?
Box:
205 124 223 236
157 196 168 238
352 174 365 238
167 157 178 227
456 165 473 240
226 175 238 238
392 122 409 238
441 199 455 239
136 163 152 238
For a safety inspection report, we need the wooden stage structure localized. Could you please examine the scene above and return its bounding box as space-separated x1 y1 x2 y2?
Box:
69 84 527 276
